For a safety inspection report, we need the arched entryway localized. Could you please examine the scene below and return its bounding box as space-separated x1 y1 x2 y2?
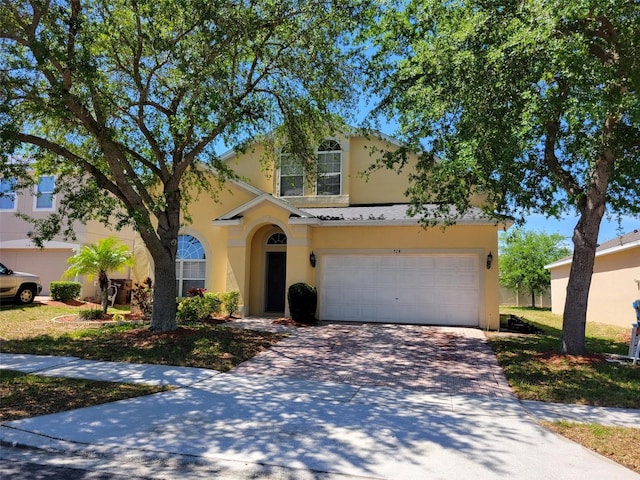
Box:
264 231 287 312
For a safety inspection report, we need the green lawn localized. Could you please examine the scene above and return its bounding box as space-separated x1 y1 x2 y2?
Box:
0 300 285 422
489 307 640 408
0 369 168 422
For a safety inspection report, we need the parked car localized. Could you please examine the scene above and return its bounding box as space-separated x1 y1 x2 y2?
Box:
0 262 43 304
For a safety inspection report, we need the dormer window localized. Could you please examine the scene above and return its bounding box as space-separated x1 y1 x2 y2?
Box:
278 140 342 197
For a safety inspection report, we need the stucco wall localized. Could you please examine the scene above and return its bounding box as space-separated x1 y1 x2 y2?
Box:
550 247 640 328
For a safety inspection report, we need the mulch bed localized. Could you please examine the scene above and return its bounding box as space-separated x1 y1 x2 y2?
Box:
534 352 607 366
44 299 147 324
44 298 316 329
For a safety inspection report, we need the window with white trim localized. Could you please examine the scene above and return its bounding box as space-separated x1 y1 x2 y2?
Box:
278 140 342 197
267 232 287 245
34 175 55 210
0 178 17 211
279 152 304 197
175 234 206 296
316 140 342 195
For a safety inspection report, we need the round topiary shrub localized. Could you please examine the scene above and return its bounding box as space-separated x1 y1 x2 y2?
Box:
287 282 317 324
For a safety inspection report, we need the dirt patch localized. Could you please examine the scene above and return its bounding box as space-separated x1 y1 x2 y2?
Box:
534 352 606 366
40 299 103 308
118 326 201 345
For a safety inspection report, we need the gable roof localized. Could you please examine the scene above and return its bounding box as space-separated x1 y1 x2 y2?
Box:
217 127 404 163
213 193 315 224
546 229 640 269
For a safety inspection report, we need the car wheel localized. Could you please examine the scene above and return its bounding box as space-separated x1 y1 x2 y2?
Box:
16 286 36 304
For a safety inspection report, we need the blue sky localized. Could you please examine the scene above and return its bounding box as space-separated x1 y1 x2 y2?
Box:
520 213 639 245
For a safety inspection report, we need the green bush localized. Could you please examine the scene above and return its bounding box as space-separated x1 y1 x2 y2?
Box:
176 292 222 323
287 283 317 324
78 308 104 320
50 281 82 302
222 291 240 316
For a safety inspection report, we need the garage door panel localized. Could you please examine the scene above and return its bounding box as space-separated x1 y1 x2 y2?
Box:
320 254 479 326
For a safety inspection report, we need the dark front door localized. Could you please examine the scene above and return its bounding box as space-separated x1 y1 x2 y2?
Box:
265 252 286 312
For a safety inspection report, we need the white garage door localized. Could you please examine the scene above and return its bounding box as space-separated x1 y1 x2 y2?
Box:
320 254 479 326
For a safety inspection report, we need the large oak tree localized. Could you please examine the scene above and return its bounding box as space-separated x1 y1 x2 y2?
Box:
0 0 372 331
368 0 640 354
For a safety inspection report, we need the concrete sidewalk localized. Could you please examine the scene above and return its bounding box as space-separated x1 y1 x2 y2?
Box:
2 323 639 479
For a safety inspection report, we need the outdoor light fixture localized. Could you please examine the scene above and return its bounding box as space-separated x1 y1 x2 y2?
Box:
309 251 316 268
486 251 493 270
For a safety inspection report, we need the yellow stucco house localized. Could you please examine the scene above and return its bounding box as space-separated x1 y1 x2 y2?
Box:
547 229 640 328
144 131 505 329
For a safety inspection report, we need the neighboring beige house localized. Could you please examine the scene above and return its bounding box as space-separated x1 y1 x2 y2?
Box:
546 229 640 328
0 174 137 298
138 131 507 329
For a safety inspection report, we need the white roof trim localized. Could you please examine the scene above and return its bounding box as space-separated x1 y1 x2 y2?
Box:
212 219 243 227
228 178 265 196
289 217 501 227
0 239 80 250
545 239 640 269
215 193 314 221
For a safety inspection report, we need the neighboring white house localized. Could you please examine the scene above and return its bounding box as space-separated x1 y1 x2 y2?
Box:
546 229 640 328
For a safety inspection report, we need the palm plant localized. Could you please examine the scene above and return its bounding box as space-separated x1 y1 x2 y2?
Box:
65 237 135 313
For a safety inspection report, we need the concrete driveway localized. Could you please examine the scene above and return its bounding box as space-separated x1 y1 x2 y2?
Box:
1 321 638 479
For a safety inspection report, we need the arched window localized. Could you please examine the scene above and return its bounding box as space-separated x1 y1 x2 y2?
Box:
316 140 342 195
267 233 287 245
176 234 206 296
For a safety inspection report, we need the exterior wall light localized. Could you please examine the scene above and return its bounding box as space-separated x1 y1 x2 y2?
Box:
486 251 493 270
309 251 316 268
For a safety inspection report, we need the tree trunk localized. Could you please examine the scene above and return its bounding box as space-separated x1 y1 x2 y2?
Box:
99 271 109 314
530 291 536 308
561 185 608 354
150 251 178 332
145 189 181 332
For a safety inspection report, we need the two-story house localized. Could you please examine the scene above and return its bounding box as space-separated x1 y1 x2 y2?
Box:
0 173 137 298
139 131 506 328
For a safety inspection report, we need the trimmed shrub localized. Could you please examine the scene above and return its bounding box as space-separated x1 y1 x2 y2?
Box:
176 292 222 323
222 291 240 317
50 281 81 302
78 308 104 320
287 283 317 324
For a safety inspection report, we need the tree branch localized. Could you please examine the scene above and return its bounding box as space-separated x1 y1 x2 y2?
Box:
543 78 581 198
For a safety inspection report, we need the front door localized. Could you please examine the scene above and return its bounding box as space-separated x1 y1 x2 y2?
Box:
265 251 286 312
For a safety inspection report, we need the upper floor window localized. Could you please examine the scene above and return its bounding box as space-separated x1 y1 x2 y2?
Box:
34 175 55 211
0 178 17 211
279 151 304 197
316 140 342 195
278 140 342 197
